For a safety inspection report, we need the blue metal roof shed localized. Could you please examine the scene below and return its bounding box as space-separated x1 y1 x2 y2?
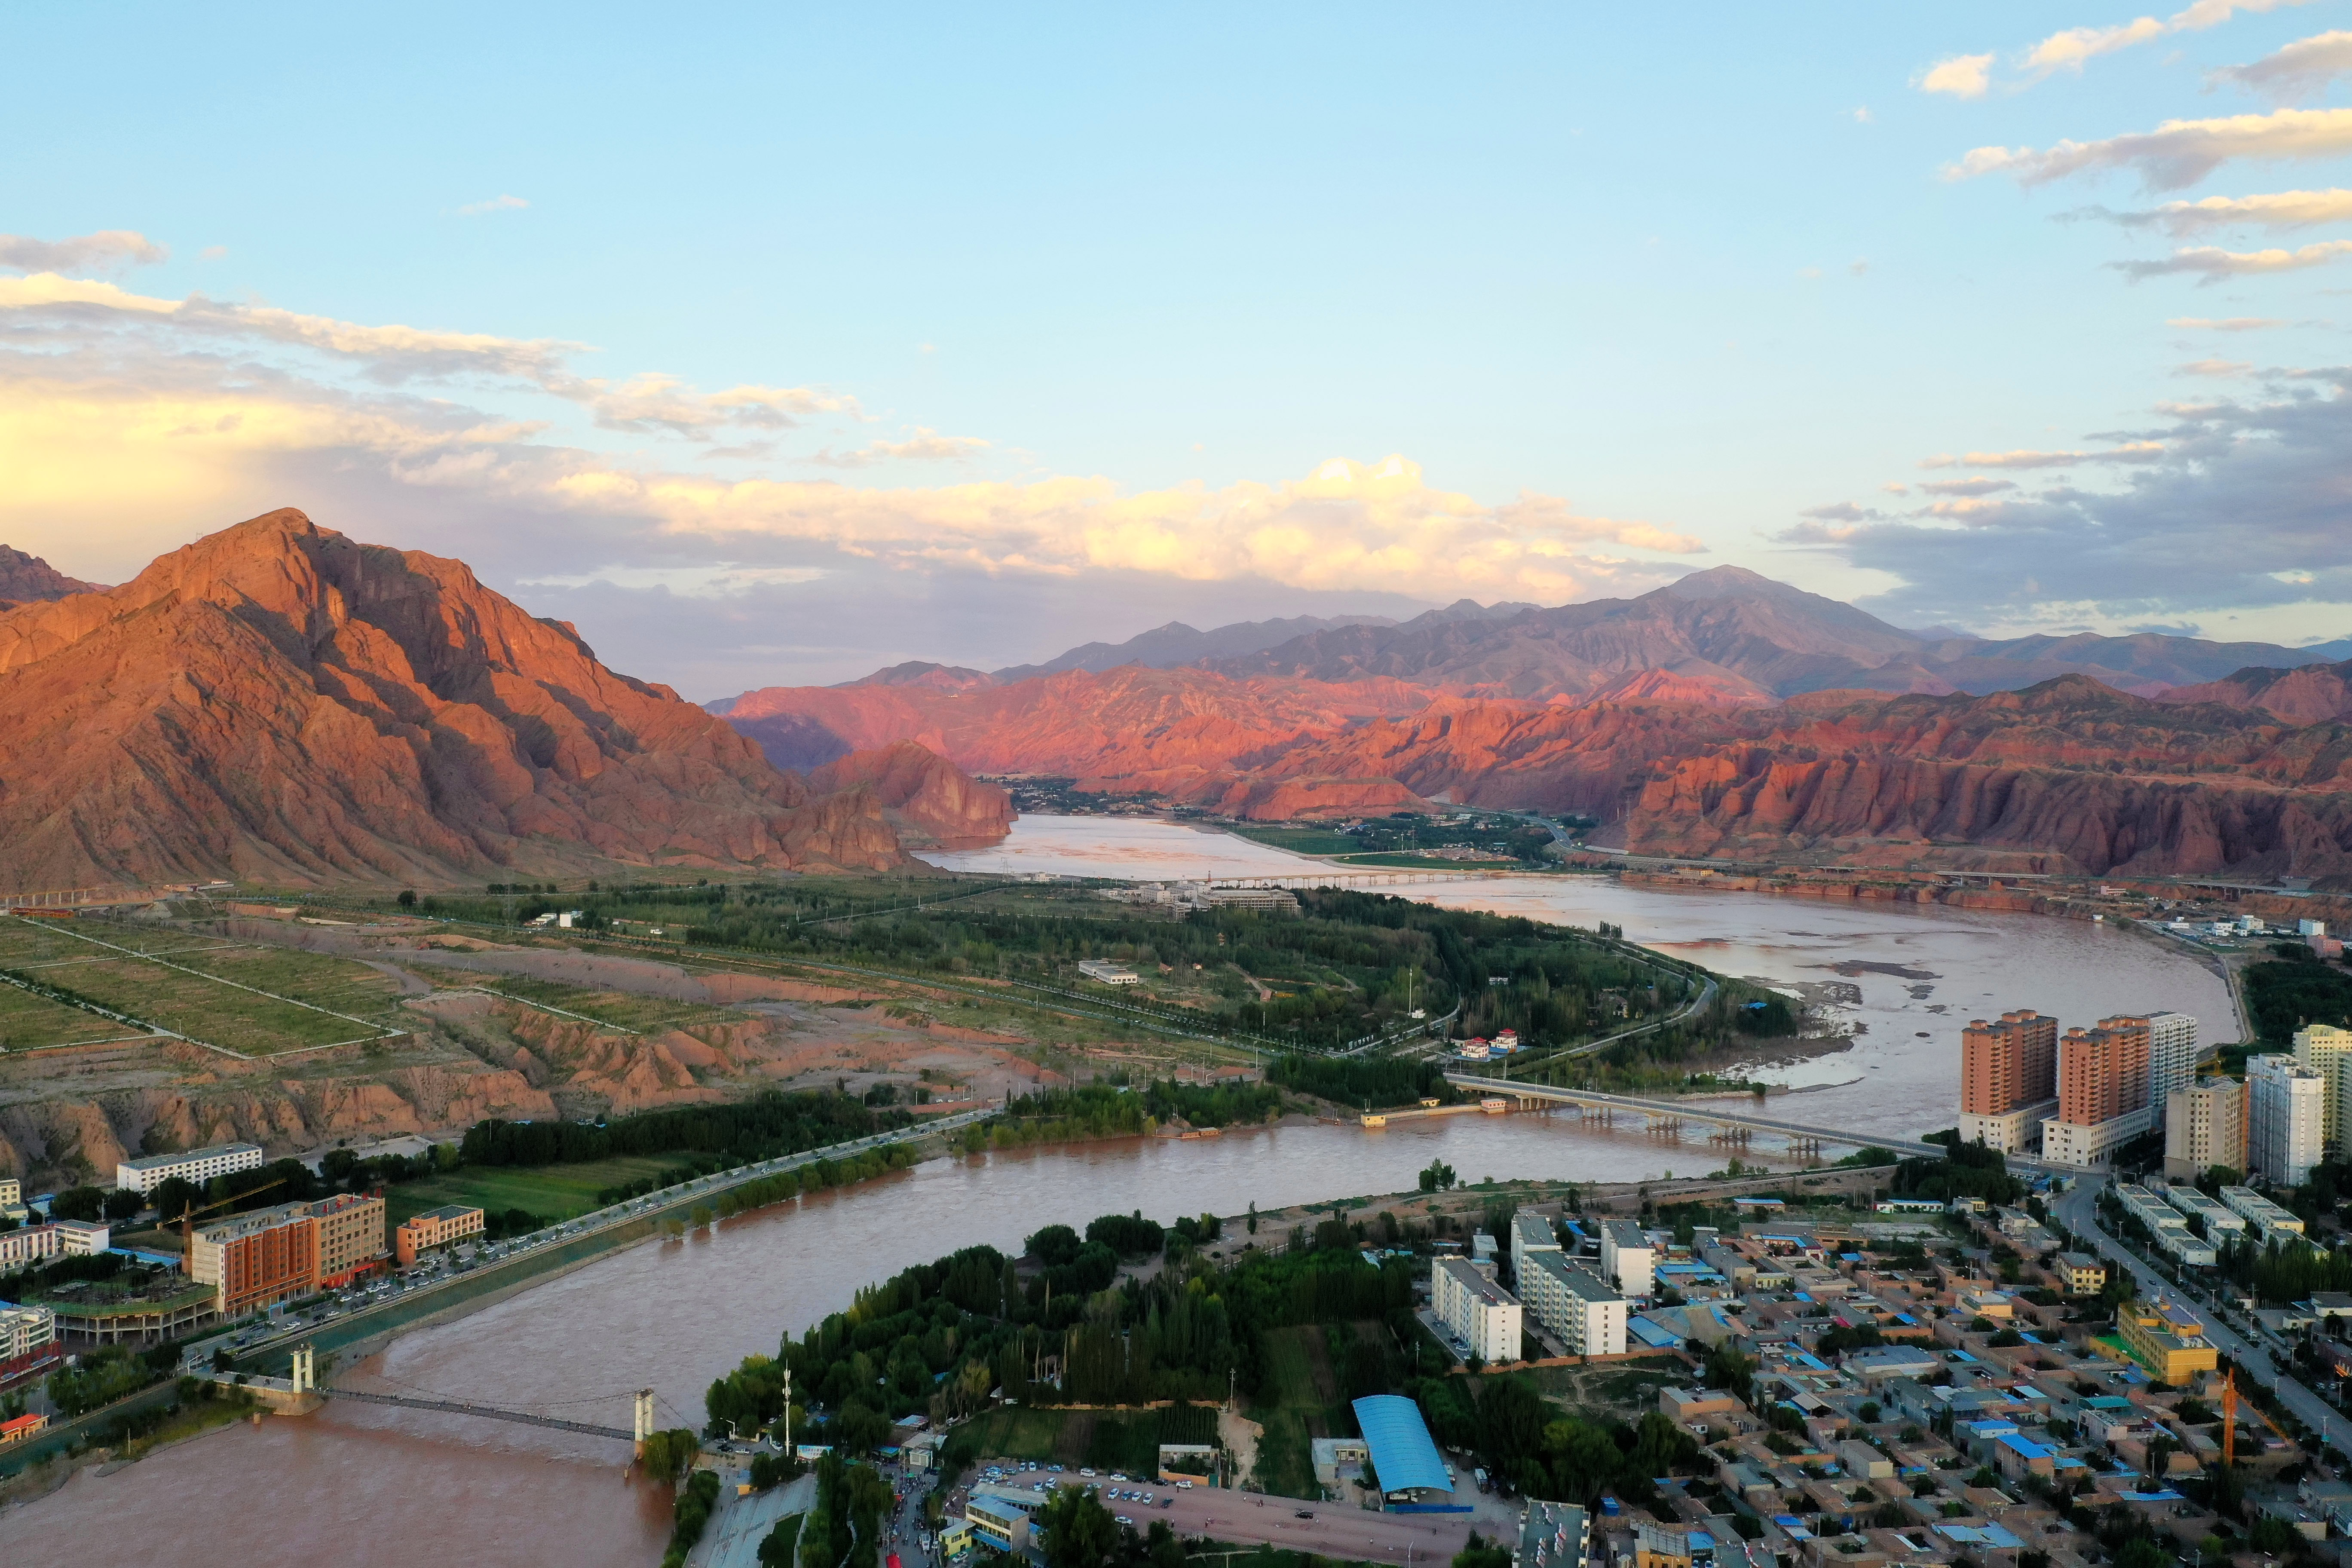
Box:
1352 1396 1453 1497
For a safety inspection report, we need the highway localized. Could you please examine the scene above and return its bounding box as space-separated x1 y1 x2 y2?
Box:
2053 1174 2352 1459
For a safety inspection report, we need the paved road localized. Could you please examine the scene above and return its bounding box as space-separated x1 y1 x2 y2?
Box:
2054 1176 2352 1457
962 1474 1475 1566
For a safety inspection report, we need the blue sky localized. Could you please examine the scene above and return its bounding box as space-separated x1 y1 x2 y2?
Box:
4 2 2350 694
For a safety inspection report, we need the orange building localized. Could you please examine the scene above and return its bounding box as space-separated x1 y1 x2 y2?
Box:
311 1190 389 1288
396 1204 486 1267
189 1203 320 1317
1962 1010 2058 1115
2060 1018 2152 1127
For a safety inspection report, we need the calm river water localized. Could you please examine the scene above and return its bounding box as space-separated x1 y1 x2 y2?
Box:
9 815 2234 1562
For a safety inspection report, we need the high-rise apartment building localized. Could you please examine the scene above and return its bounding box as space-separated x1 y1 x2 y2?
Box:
2126 1012 2199 1117
1960 1009 2062 1151
2164 1078 2248 1180
2294 1023 2352 1156
2250 1054 2327 1187
2042 1018 2154 1168
1962 1011 2059 1114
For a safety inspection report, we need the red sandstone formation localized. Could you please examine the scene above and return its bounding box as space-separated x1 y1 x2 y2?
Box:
0 508 927 888
2160 658 2352 726
804 740 1015 848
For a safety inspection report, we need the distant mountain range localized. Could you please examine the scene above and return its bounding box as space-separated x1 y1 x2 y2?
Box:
718 564 2352 884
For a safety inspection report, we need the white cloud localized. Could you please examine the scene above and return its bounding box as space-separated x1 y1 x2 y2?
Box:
2209 28 2352 101
457 194 530 216
2102 187 2352 235
2169 0 2320 28
1949 107 2352 190
2023 18 2168 78
2175 356 2255 374
2115 238 2352 279
1919 443 2168 469
0 230 167 273
2167 315 2288 328
515 564 828 595
1916 53 1995 99
806 428 991 469
1918 476 2018 496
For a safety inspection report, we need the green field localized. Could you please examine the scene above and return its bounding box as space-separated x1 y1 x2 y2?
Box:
0 918 404 1056
1329 851 1526 869
0 980 147 1049
1248 1325 1354 1499
938 1404 1194 1477
383 1154 700 1227
1228 824 1357 855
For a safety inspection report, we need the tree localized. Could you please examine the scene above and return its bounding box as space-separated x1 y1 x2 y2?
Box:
1455 1534 1513 1568
49 1185 105 1222
396 889 417 907
1041 1483 1121 1568
1420 1160 1458 1193
102 1187 145 1222
639 1427 699 1483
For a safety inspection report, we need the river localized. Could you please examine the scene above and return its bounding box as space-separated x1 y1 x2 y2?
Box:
8 815 2236 1562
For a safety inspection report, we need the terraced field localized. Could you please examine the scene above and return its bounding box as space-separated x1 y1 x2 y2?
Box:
0 916 406 1056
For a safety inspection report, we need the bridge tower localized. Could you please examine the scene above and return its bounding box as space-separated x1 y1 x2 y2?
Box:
633 1388 657 1455
291 1344 314 1394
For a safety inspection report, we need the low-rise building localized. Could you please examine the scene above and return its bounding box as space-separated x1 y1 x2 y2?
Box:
0 1219 110 1271
0 1411 49 1446
2160 1185 2245 1236
1519 1500 1588 1568
395 1204 486 1266
966 1491 1035 1554
1075 960 1139 986
1433 1256 1524 1363
115 1140 264 1195
2042 1109 2153 1170
2117 1298 2220 1383
1960 1099 2059 1156
1658 1387 1743 1422
2055 1253 2108 1295
1843 1346 1942 1384
1634 1521 1715 1568
2219 1185 2304 1236
1520 1251 1627 1357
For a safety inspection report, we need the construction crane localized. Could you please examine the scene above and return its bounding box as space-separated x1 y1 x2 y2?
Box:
2223 1368 2237 1467
172 1176 288 1253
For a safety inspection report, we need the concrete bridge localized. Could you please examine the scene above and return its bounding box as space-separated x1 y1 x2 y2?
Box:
1440 1073 1940 1162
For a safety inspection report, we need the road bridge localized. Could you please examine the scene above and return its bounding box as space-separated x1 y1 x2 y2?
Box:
1440 1073 1939 1163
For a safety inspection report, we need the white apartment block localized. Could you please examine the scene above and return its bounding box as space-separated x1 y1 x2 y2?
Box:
1520 1250 1627 1357
115 1141 264 1195
2040 1106 2152 1170
1511 1211 1561 1284
0 1303 57 1361
2219 1184 2305 1237
2145 1012 2199 1118
0 1219 110 1271
1960 1099 2058 1155
1433 1256 1525 1364
2295 1025 2352 1157
1600 1219 1654 1298
2160 1184 2246 1236
2251 1055 2327 1187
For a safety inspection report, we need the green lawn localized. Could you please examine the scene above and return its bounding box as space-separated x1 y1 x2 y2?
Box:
0 981 144 1049
384 1155 698 1227
1248 1326 1351 1499
1228 825 1358 855
453 973 744 1034
937 1405 1207 1479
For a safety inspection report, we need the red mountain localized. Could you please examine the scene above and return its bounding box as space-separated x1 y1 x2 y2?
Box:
0 544 104 611
804 741 1014 848
2159 657 2352 726
0 509 994 889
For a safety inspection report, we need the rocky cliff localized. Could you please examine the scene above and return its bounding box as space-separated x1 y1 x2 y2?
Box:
2160 657 2352 726
0 508 921 888
804 741 1016 848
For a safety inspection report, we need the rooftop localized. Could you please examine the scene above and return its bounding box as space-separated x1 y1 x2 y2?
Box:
119 1141 263 1171
1352 1394 1452 1496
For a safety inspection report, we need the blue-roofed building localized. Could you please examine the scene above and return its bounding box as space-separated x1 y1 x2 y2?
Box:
1351 1395 1460 1511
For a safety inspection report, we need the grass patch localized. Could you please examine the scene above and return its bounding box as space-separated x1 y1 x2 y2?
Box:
0 981 146 1049
42 958 369 1054
383 1155 698 1228
1328 852 1525 869
1249 1326 1351 1500
1228 825 1357 855
165 945 402 1016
